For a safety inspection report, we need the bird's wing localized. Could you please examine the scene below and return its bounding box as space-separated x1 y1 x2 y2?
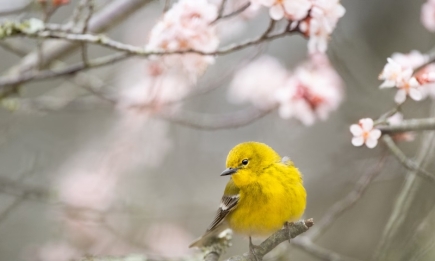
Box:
207 194 239 231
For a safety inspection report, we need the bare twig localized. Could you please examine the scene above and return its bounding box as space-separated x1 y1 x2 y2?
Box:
374 124 435 260
0 40 30 56
0 27 291 92
0 24 290 92
0 198 25 224
382 135 435 184
0 176 50 202
163 0 171 12
213 2 251 23
80 0 94 65
292 238 360 261
14 0 153 73
217 0 228 18
305 152 388 240
158 106 275 130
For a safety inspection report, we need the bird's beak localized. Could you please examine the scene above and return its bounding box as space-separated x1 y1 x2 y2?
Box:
220 168 238 176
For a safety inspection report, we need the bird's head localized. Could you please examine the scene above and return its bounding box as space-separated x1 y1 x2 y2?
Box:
221 142 281 186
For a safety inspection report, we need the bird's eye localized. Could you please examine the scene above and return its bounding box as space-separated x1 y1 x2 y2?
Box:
242 159 249 165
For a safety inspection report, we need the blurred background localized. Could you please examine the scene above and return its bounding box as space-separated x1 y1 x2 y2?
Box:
0 0 435 261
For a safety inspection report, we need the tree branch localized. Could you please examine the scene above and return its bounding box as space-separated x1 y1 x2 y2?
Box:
13 0 152 72
374 126 435 260
0 24 290 92
158 106 275 130
225 219 314 261
382 135 435 184
292 238 360 261
377 118 435 133
305 152 388 240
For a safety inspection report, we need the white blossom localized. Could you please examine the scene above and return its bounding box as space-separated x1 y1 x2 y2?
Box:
350 118 382 149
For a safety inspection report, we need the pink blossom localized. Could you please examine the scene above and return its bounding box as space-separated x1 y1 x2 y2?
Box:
229 55 289 109
146 0 219 79
117 61 194 109
56 171 118 211
413 64 435 99
387 112 403 126
259 0 311 21
298 0 345 53
275 54 343 125
391 50 428 70
395 77 423 103
350 118 382 149
379 58 413 88
422 0 435 32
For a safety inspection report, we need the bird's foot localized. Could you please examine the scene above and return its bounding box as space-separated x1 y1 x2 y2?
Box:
285 221 294 244
249 236 262 261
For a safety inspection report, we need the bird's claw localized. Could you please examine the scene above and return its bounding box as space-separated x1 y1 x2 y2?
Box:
285 221 294 244
249 236 261 261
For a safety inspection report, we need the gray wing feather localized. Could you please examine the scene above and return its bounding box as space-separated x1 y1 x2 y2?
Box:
207 194 239 231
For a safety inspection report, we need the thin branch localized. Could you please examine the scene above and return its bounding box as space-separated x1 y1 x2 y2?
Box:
0 52 129 97
0 40 31 56
0 25 290 92
382 135 435 184
158 106 275 130
0 198 24 225
14 0 153 73
217 0 228 18
292 238 360 261
414 46 435 73
71 0 90 28
377 118 435 133
374 127 435 260
163 0 171 12
214 2 251 23
305 152 388 240
80 0 95 65
10 23 290 56
0 176 50 202
225 219 314 261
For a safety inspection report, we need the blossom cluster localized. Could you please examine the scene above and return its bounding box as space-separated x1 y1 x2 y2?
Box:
422 0 435 32
119 0 219 110
379 50 435 104
229 54 343 125
252 0 345 53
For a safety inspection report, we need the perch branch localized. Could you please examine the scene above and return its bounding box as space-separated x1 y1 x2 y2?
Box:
225 219 314 261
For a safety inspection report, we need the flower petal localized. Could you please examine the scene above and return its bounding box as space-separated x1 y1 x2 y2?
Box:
269 5 284 20
409 88 423 101
365 138 378 149
278 104 294 119
395 89 407 104
352 136 365 147
360 118 374 132
369 129 382 140
350 124 363 136
380 80 396 88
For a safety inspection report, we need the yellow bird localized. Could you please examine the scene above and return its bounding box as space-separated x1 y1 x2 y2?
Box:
190 142 307 253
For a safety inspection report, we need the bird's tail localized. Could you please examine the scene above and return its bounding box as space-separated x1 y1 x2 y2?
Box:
189 223 230 248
